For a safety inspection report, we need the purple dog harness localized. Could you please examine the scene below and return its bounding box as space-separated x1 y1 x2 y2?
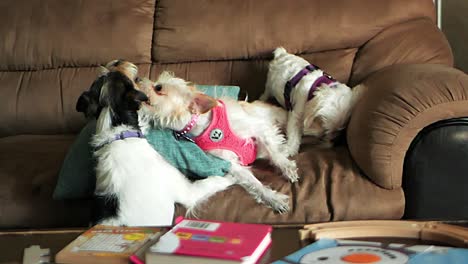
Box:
284 64 336 111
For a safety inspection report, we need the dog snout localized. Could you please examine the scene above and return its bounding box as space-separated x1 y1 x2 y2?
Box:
136 90 149 103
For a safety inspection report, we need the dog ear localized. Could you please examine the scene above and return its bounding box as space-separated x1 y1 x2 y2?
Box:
76 92 91 113
99 66 110 76
190 93 218 114
303 115 326 136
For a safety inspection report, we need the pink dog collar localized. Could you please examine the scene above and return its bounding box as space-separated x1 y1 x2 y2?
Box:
193 100 257 166
174 114 199 142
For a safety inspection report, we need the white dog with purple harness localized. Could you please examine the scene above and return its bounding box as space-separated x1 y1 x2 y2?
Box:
260 47 365 156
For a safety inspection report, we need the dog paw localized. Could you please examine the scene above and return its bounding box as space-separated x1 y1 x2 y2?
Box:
270 192 290 214
221 174 237 185
285 146 300 158
98 217 121 226
282 160 299 183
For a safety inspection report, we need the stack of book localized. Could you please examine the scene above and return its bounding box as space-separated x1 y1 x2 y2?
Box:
55 218 272 264
146 217 272 264
55 225 163 264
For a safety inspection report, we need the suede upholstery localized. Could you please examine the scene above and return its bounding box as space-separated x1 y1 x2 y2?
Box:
0 0 462 229
348 64 468 189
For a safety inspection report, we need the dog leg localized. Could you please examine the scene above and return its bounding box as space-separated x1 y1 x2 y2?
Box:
259 79 273 102
259 90 271 102
257 127 299 183
230 163 290 213
176 175 235 218
285 109 304 157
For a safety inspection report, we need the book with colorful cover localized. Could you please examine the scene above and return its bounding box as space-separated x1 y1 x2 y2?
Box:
146 217 272 264
55 225 163 264
273 238 468 264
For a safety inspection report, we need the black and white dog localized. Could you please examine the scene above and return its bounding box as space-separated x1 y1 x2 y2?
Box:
76 65 234 226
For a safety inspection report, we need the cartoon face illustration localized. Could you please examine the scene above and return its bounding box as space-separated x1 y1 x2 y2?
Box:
209 129 224 142
299 246 409 264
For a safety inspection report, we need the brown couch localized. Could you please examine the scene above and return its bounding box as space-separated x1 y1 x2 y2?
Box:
1 0 467 229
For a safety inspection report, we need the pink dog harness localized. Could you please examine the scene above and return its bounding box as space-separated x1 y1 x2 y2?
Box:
193 100 257 166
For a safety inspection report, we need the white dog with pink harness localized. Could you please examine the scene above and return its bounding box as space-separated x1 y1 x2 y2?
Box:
137 72 297 214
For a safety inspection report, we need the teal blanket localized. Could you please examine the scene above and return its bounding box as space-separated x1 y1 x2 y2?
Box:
145 128 231 178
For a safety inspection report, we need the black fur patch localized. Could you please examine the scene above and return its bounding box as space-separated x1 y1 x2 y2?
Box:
105 71 148 129
76 75 106 119
92 195 119 224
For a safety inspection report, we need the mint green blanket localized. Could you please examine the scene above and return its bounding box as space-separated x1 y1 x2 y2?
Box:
145 128 231 177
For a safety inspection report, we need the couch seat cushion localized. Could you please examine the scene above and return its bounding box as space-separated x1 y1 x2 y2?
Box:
0 135 92 229
175 145 404 225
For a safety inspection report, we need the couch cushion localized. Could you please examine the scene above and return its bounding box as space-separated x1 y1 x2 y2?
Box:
151 48 357 99
350 18 454 86
153 0 435 63
175 146 404 224
0 0 155 71
0 65 151 137
347 64 468 190
0 135 92 229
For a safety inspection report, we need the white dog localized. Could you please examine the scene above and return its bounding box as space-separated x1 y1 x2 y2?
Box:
260 47 364 156
137 72 297 213
80 64 234 226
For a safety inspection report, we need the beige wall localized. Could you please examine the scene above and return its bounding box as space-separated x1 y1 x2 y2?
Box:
442 0 468 72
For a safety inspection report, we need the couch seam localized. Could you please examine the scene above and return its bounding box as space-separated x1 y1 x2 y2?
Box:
150 0 158 64
390 99 468 189
0 48 358 72
0 63 154 73
58 68 65 130
14 72 25 122
151 47 358 65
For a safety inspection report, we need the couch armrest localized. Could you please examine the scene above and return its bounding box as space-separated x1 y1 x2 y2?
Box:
347 64 468 190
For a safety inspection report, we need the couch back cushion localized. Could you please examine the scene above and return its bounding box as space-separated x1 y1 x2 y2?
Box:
0 0 445 136
153 0 435 63
0 0 154 136
151 0 441 102
0 0 155 71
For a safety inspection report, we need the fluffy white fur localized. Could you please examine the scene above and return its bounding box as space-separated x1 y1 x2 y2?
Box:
92 72 234 227
260 47 365 156
137 72 297 213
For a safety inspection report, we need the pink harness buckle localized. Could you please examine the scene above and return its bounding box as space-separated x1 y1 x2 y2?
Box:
193 100 257 165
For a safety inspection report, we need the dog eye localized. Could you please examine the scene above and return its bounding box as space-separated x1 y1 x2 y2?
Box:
135 77 142 83
154 84 163 92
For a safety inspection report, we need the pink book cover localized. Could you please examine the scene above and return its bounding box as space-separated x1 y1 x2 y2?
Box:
149 217 272 262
